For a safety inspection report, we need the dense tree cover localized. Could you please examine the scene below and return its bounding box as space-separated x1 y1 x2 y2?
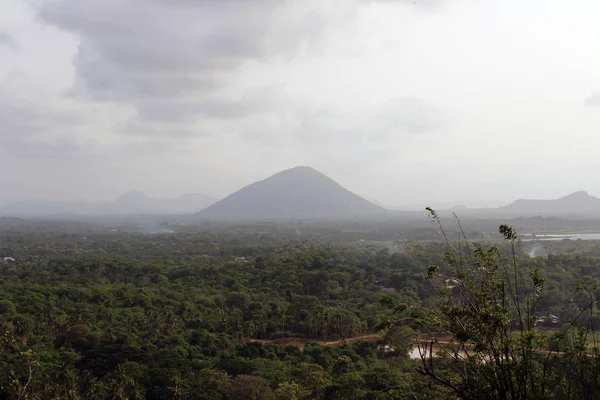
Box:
0 230 437 399
384 211 600 400
0 224 599 398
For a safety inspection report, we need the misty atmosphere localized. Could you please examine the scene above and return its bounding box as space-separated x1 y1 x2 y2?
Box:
1 1 600 399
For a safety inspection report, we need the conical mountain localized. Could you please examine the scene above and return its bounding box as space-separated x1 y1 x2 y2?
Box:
198 166 384 219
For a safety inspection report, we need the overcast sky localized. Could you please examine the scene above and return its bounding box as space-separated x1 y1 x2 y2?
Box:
1 0 599 208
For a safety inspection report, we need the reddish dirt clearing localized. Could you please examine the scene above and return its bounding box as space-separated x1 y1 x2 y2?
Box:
247 334 383 350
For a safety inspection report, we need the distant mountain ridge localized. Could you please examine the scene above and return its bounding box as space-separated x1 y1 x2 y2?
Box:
434 191 600 218
2 169 597 219
1 192 216 216
499 191 600 215
198 166 384 219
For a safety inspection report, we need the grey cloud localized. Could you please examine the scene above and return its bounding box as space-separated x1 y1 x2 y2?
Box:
70 58 220 101
37 0 328 127
3 138 82 160
0 31 17 50
1 98 80 136
201 29 267 59
235 95 443 164
117 116 211 138
0 94 93 159
371 97 444 135
219 94 443 151
30 0 445 159
137 86 282 122
403 0 442 5
138 100 267 123
585 93 600 106
362 0 443 9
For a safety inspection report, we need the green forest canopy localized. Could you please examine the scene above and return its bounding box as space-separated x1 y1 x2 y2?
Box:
0 222 600 399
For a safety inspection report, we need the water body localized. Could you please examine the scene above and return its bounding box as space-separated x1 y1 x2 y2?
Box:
409 346 434 359
409 345 472 360
148 228 175 234
524 233 600 241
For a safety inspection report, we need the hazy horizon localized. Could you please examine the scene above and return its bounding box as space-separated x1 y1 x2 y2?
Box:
0 163 515 209
0 163 596 211
2 0 599 207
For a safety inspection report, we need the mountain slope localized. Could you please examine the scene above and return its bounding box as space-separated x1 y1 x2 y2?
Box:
198 166 384 219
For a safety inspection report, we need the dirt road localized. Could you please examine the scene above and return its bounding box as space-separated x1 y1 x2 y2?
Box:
247 334 383 350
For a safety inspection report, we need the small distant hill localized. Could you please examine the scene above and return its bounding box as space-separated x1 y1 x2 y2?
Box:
107 191 215 214
0 200 92 216
499 191 600 215
1 192 216 216
198 166 384 220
